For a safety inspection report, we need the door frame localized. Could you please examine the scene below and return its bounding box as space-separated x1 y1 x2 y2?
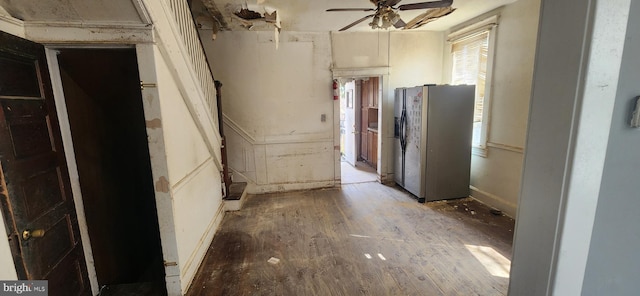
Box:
332 67 390 183
44 45 178 295
45 45 138 295
45 44 182 296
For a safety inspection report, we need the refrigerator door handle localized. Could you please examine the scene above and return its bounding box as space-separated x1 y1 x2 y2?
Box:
400 107 407 150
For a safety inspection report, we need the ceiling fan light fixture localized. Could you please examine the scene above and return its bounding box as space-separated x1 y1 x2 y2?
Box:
369 15 381 29
381 15 393 29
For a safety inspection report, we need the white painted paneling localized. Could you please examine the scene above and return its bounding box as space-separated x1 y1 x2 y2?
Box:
155 52 212 186
172 159 223 293
152 45 225 294
331 32 390 68
138 44 182 296
202 31 336 192
205 31 333 141
265 142 334 184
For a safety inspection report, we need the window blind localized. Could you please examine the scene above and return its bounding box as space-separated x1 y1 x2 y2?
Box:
451 31 489 124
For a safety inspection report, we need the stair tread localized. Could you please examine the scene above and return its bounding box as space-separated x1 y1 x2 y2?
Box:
225 182 247 200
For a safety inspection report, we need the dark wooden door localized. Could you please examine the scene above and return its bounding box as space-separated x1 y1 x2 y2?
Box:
0 32 91 295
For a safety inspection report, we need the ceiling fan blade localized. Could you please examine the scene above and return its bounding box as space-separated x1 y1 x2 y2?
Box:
339 14 375 31
393 18 407 29
383 0 404 6
327 8 376 12
398 0 453 10
404 7 455 29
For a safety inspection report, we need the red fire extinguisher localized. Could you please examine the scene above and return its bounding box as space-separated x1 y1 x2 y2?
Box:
333 79 339 101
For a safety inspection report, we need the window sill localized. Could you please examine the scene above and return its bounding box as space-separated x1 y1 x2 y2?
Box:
472 146 488 157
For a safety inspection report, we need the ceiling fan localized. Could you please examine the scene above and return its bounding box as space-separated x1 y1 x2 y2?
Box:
326 0 453 31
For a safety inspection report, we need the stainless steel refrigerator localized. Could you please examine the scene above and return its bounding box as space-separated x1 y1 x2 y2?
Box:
394 85 475 203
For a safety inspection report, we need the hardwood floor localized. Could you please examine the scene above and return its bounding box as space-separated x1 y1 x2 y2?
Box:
187 183 515 296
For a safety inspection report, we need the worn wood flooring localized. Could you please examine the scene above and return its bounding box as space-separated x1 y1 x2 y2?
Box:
187 182 515 296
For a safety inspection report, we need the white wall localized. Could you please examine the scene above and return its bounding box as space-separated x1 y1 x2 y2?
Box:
202 31 336 193
150 45 224 294
389 31 444 87
443 0 541 217
582 0 640 293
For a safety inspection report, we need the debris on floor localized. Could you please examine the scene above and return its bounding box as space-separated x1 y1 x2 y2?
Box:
267 257 280 265
490 209 503 216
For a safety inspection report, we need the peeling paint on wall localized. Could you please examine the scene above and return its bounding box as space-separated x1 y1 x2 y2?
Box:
156 176 170 193
146 118 162 129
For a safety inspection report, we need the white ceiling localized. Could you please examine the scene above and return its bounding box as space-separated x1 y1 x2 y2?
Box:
0 0 148 24
209 0 517 32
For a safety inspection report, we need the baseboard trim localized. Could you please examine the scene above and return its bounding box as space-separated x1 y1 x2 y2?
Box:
252 181 336 194
469 186 517 218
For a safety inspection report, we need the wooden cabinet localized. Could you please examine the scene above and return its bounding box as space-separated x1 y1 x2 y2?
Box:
360 129 368 161
361 77 379 108
360 104 369 161
369 131 378 167
361 130 378 167
371 77 379 108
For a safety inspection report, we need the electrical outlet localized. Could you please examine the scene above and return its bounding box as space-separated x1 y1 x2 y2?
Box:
631 97 640 128
321 114 326 122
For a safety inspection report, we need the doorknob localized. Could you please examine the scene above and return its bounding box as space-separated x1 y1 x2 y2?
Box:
22 229 45 240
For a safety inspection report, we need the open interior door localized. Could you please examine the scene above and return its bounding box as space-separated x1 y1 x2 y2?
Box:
0 31 91 295
343 81 358 166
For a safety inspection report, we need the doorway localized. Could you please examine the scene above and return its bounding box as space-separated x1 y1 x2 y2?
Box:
56 49 166 295
339 77 380 184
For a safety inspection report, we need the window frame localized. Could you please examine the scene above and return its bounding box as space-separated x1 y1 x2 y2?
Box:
447 15 499 157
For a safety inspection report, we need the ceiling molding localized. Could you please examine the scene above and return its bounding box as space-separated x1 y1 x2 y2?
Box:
0 14 25 38
23 22 153 44
331 67 391 78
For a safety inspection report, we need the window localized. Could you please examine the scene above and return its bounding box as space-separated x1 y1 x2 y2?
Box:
449 16 497 156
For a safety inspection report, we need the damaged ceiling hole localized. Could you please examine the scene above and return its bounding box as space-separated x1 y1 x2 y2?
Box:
234 8 261 20
227 3 281 31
